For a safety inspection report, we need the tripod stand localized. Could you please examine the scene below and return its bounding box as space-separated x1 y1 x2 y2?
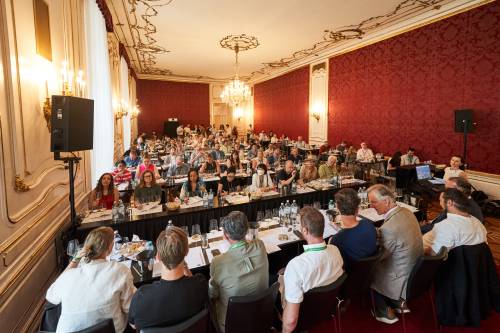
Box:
54 152 81 234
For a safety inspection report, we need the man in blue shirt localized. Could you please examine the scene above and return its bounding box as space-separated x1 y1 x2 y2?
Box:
329 188 377 270
124 149 142 168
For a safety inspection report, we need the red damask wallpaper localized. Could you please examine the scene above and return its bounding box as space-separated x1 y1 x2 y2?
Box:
136 80 210 135
254 66 310 140
328 1 500 174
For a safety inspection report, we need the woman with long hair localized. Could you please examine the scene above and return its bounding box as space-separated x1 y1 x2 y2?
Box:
89 173 119 209
387 151 402 177
180 169 206 200
45 227 136 332
226 150 243 171
134 170 162 205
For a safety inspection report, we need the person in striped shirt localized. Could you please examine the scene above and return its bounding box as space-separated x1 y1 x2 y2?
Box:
112 160 132 185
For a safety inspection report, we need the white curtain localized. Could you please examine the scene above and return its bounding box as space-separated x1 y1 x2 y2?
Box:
85 0 114 186
120 56 131 151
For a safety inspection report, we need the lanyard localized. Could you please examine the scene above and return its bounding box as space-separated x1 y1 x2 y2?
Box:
304 245 327 252
230 240 246 250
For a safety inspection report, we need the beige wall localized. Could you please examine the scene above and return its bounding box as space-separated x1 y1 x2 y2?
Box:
0 1 90 332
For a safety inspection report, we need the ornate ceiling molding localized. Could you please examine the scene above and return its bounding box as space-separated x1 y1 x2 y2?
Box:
248 0 448 80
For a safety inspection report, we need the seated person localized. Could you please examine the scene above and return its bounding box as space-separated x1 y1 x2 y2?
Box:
210 143 226 161
400 147 420 166
336 140 347 152
134 170 162 205
299 157 318 183
421 177 484 234
281 207 344 333
356 142 374 162
295 136 306 148
199 154 221 174
180 169 206 199
318 155 338 179
319 140 330 154
135 153 161 180
46 227 136 333
209 211 269 332
168 156 190 177
162 147 178 170
329 189 377 269
220 140 229 154
443 155 467 181
423 189 487 255
276 160 300 187
387 151 402 177
251 164 274 192
367 184 423 324
124 149 142 168
288 147 303 165
226 151 243 171
267 148 282 168
89 173 119 209
218 167 240 195
345 146 357 163
189 147 205 169
112 160 132 185
251 149 269 171
129 227 208 330
247 144 259 159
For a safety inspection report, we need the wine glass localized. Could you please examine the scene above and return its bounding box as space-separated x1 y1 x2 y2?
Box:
256 211 264 223
191 224 201 241
313 201 321 210
67 239 79 258
181 225 189 236
209 219 218 234
265 209 273 221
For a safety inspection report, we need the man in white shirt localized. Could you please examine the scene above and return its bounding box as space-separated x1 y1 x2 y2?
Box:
281 207 344 333
400 147 420 165
356 142 374 162
295 136 306 148
423 188 487 255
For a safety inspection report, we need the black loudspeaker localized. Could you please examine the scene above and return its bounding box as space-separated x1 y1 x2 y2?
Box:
164 120 179 137
454 109 475 133
50 95 94 152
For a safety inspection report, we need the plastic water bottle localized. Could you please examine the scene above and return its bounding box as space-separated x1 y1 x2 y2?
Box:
112 202 120 222
146 241 154 252
203 192 209 208
113 230 122 251
166 220 174 231
328 199 335 211
279 203 285 222
208 189 214 208
285 200 291 217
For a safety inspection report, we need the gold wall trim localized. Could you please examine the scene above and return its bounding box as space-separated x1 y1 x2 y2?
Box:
14 175 30 192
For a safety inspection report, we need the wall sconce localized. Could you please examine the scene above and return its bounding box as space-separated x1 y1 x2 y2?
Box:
114 99 129 120
311 102 323 122
130 105 140 119
42 61 86 132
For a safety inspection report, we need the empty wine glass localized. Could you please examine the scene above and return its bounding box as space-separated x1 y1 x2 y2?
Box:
265 209 273 221
209 219 218 233
273 208 279 218
181 225 189 236
191 224 201 241
313 201 321 210
66 239 79 258
256 211 264 223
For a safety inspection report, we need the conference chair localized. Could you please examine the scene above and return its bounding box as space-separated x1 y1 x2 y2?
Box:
140 308 209 333
72 319 115 333
343 249 384 304
223 282 279 333
293 273 348 333
399 247 447 333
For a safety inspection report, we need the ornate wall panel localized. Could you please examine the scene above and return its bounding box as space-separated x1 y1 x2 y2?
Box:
328 0 500 174
253 66 309 139
0 0 90 331
308 63 329 145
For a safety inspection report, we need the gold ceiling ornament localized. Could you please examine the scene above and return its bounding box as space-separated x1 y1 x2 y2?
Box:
220 34 259 107
14 175 31 192
249 0 448 79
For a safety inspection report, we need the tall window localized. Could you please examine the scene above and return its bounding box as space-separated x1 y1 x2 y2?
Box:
120 56 131 151
85 0 114 185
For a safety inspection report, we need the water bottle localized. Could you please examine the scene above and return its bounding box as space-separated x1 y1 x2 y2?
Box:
357 187 363 199
112 202 120 222
285 200 291 217
146 241 154 252
279 203 285 222
203 192 209 208
291 200 298 228
118 200 125 221
208 189 214 208
166 220 174 231
328 199 335 211
113 230 122 251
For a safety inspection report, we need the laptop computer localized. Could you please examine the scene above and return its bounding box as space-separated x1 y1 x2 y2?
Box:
416 164 445 184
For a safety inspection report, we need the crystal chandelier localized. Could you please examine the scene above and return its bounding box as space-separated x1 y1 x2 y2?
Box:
220 34 259 107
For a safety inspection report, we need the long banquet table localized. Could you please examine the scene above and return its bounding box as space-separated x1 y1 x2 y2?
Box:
76 182 364 243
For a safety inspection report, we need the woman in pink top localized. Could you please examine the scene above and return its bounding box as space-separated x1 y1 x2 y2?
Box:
135 153 160 180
